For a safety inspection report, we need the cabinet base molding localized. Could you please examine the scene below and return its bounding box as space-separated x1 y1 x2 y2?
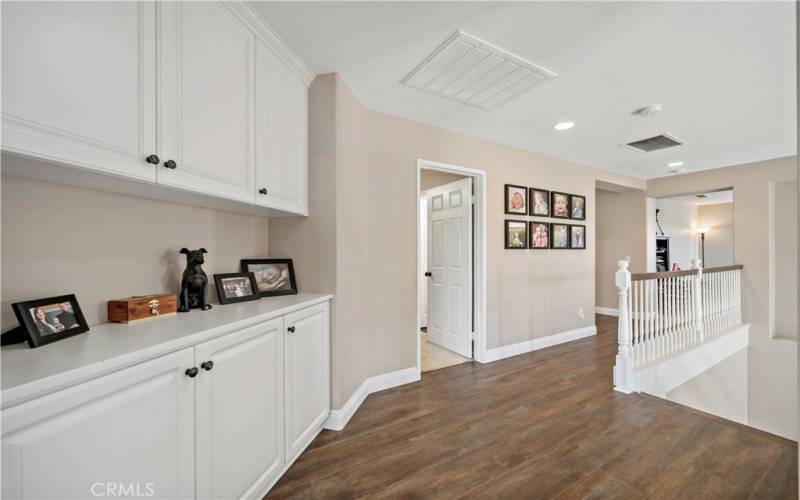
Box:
254 426 325 499
324 367 420 431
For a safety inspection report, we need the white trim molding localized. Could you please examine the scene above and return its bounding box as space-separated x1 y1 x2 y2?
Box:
595 306 619 317
478 325 597 364
323 367 419 431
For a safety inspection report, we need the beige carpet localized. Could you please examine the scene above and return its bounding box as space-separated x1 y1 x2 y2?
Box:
421 331 471 372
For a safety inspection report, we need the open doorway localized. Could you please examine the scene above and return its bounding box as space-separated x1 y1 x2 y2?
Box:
416 159 486 374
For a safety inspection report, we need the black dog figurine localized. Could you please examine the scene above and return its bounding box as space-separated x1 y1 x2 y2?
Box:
178 248 212 312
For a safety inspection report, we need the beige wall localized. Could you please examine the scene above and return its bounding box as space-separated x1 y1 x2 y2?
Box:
420 170 465 191
1 174 269 329
697 202 734 267
648 156 797 440
772 180 797 341
656 198 699 270
275 73 645 409
595 188 648 310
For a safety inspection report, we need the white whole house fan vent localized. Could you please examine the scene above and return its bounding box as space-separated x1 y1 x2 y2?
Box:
401 31 557 110
625 134 684 153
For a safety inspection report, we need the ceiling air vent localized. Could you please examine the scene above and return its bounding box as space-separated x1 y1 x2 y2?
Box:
401 31 556 110
625 134 684 153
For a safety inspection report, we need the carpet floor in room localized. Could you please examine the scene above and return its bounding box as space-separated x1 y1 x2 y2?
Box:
421 331 471 372
266 315 798 499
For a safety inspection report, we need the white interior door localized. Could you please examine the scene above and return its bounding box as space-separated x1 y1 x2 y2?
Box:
426 178 472 358
418 197 429 329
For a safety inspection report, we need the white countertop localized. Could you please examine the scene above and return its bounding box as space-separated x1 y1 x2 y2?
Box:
1 293 332 408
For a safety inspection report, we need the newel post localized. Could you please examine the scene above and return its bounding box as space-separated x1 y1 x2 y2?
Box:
692 258 704 341
613 260 635 393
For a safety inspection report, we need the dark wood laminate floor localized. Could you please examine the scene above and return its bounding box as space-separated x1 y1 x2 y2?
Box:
267 315 797 499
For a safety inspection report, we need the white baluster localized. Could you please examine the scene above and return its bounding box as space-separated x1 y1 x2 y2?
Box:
692 259 704 342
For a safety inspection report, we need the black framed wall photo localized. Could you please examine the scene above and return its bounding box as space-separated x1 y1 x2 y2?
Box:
505 220 528 249
570 225 586 249
551 223 570 249
529 222 550 249
11 294 89 348
504 184 528 215
551 191 570 219
240 259 298 297
570 194 586 220
529 188 550 217
214 272 261 304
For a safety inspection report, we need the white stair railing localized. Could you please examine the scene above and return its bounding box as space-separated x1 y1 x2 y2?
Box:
613 260 743 394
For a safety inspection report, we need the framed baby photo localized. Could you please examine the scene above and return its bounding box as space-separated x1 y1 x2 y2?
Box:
214 272 260 305
504 184 528 215
570 194 586 220
550 223 570 249
505 220 528 249
529 188 550 217
11 294 89 348
529 222 550 249
570 225 586 249
551 191 570 219
240 259 298 297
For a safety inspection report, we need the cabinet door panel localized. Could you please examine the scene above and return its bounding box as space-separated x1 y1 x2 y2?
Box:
1 349 195 499
158 1 255 202
1 1 156 181
195 318 284 499
284 303 330 461
255 42 308 214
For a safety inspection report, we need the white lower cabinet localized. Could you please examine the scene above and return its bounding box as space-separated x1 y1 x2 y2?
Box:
1 348 196 500
195 317 284 499
0 301 330 499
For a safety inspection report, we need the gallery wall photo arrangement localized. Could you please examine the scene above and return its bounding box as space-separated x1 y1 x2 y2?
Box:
530 222 549 249
11 294 89 348
505 220 528 249
504 184 528 215
551 223 570 249
241 259 298 297
570 225 586 249
529 188 550 217
551 191 571 219
214 272 260 304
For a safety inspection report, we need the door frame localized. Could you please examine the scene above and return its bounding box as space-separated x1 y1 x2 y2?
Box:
416 159 488 376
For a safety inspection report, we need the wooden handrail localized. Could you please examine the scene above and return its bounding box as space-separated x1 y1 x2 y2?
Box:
631 264 743 281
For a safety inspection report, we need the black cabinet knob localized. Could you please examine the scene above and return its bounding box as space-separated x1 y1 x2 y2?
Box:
287 326 296 333
424 272 432 277
146 154 160 165
185 367 199 378
201 360 214 371
164 159 177 169
259 188 268 195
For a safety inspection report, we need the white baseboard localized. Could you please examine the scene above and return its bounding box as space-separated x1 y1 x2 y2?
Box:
595 306 619 316
323 366 419 431
479 325 597 364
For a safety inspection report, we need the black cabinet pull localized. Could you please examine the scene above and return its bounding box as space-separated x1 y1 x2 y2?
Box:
424 272 432 277
287 326 296 333
164 159 177 169
259 188 268 195
185 367 199 378
201 360 214 371
146 154 160 165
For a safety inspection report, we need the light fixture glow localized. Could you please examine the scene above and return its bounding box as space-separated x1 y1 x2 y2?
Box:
667 161 684 168
695 227 710 235
554 121 575 131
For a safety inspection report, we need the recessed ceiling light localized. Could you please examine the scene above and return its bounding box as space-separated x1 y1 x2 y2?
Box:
667 161 684 167
554 121 574 131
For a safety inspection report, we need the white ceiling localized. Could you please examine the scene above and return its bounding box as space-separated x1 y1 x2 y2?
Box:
661 189 734 206
251 1 797 180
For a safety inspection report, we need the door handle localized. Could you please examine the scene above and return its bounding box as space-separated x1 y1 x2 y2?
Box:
424 272 432 277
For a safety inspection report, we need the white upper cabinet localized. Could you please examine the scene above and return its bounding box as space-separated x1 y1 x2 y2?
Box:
157 2 256 203
1 1 157 182
256 42 309 215
1 1 311 216
194 318 285 499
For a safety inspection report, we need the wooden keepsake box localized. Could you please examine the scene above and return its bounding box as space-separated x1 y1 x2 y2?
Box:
107 294 177 323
